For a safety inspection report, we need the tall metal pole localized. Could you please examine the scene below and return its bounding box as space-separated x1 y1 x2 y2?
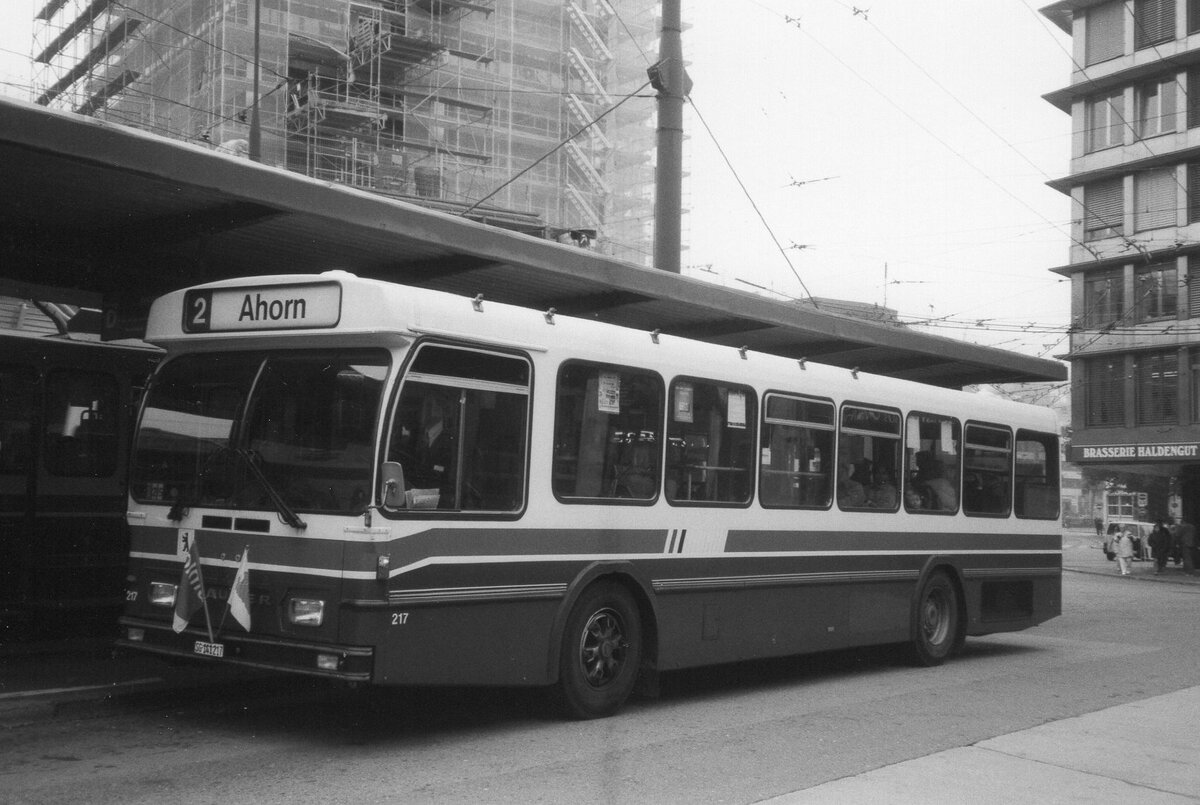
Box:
248 0 263 162
651 0 689 273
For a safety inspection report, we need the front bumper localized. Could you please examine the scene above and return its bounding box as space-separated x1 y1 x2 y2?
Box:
117 616 374 682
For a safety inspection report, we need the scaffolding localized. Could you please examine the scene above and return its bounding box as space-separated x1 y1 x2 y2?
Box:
31 0 666 263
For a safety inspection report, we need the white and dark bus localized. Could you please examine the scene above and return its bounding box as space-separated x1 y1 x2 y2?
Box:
118 272 1061 718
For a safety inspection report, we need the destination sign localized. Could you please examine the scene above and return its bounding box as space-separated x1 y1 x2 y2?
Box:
1074 442 1200 462
183 282 342 333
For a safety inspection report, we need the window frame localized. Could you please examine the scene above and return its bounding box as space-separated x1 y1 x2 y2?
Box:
1134 0 1175 50
1083 268 1126 329
962 421 1013 518
1133 349 1179 426
386 340 532 517
1137 77 1176 138
1083 176 1125 240
664 375 757 508
903 411 962 516
550 359 664 506
836 402 903 513
758 391 835 511
1014 429 1061 521
1084 355 1127 427
1134 166 1177 232
1086 89 1126 152
1134 262 1178 322
1086 1 1125 65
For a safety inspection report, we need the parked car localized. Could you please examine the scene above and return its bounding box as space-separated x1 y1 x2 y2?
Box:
1103 522 1153 561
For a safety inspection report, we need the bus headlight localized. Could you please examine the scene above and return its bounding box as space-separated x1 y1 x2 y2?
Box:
149 582 177 608
288 597 326 626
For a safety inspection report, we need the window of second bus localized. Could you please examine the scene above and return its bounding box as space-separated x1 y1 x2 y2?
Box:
43 369 120 478
759 393 833 509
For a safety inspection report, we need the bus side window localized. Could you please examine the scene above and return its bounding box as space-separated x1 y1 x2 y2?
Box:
0 364 36 475
43 369 119 478
388 344 530 512
1015 430 1059 520
963 423 1012 517
837 405 901 512
759 393 833 509
665 378 755 505
903 413 961 514
552 362 663 502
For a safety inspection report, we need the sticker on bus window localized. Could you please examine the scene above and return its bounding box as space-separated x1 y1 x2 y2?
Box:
942 421 958 454
674 383 693 423
728 391 746 429
598 372 621 413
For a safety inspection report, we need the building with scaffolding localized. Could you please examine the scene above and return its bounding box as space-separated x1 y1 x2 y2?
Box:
31 0 667 265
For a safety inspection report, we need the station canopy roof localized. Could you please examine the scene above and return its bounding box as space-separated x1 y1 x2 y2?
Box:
0 96 1065 388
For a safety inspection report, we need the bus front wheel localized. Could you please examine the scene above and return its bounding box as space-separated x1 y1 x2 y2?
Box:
556 581 642 720
910 570 958 667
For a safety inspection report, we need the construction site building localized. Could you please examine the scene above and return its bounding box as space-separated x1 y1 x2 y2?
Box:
30 0 672 265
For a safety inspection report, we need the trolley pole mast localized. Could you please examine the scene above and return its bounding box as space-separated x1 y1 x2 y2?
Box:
650 0 691 274
248 0 263 162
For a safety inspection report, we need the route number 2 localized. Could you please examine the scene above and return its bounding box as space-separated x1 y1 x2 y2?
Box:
183 290 213 332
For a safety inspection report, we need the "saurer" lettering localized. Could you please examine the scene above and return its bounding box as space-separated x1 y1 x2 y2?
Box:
238 293 307 323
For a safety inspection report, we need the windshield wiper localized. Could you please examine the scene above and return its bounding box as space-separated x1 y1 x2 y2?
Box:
204 446 307 530
234 448 307 530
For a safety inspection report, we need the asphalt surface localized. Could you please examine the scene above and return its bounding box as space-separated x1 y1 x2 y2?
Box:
2 528 1198 803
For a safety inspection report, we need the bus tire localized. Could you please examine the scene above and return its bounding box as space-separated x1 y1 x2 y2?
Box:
910 570 958 667
555 581 642 720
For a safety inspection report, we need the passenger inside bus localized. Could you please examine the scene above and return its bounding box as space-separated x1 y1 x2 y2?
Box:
837 460 867 507
395 390 459 508
914 451 957 512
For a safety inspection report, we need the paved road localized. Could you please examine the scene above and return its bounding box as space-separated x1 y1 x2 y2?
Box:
1 528 1198 803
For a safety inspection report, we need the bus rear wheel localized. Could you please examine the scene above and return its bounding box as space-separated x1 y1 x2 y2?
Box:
910 570 958 667
556 581 642 720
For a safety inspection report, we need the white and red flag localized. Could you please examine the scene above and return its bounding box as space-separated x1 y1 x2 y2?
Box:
172 530 211 636
228 548 252 632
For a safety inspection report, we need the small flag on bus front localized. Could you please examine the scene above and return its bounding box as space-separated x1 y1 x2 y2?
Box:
172 531 209 634
228 548 252 632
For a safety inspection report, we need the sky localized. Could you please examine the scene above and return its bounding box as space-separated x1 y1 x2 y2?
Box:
0 0 1075 364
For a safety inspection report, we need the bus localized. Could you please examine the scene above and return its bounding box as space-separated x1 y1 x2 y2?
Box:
1 330 158 638
117 272 1061 718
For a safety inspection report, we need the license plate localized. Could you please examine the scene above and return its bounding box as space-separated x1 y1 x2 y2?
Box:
193 640 225 658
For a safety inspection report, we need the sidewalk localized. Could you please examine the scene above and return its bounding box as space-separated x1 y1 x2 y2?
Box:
1062 527 1200 585
770 685 1200 803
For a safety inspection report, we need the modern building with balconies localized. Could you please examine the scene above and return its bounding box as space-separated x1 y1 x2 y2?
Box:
1043 0 1200 513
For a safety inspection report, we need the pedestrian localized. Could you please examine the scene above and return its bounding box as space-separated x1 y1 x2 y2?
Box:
1148 519 1171 575
1094 508 1104 538
1178 517 1197 576
1116 527 1135 576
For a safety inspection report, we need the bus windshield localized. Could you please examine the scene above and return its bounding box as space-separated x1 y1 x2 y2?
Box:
130 349 389 516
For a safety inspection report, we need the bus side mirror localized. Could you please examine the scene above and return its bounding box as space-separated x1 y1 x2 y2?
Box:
381 461 406 509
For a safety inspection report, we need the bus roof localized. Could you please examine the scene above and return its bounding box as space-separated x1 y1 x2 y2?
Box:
146 272 1059 431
